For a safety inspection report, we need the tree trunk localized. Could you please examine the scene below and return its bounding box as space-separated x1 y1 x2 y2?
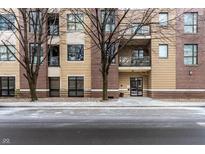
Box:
102 72 108 101
28 80 38 102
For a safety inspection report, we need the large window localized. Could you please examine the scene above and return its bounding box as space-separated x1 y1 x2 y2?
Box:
67 14 83 31
67 44 84 61
159 12 168 26
29 11 41 32
48 45 59 66
184 44 198 65
105 43 116 63
68 76 84 97
184 12 198 33
101 10 115 32
0 77 15 97
48 14 59 35
0 45 15 61
29 43 43 64
49 77 60 97
159 44 168 58
0 14 15 31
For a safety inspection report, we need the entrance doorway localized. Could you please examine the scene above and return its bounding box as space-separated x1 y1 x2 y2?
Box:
130 77 143 96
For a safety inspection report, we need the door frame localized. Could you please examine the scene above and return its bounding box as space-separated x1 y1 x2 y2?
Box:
130 77 143 97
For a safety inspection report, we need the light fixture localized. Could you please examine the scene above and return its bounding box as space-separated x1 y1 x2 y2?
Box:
189 70 193 76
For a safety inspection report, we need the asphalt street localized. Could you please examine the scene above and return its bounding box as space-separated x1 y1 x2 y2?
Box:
0 106 205 144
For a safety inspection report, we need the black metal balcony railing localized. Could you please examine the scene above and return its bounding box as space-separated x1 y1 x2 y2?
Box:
119 56 151 67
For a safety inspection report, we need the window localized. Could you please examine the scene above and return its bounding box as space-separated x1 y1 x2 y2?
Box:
101 10 115 32
49 77 60 97
67 14 83 31
132 49 144 59
29 43 43 64
48 45 59 66
184 44 198 65
105 43 116 63
159 12 168 26
29 11 41 32
159 44 168 58
68 76 84 97
48 14 59 35
67 44 84 61
0 45 15 61
184 12 198 33
132 24 150 35
0 14 15 31
0 77 15 97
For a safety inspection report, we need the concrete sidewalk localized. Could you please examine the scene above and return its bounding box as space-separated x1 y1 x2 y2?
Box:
1 97 205 107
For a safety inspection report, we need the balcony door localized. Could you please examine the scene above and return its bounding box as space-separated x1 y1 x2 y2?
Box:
130 77 143 96
132 49 144 59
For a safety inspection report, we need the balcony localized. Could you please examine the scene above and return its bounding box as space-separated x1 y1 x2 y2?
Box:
119 56 151 72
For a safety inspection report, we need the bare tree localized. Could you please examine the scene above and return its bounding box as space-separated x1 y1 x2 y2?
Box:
0 8 59 101
69 8 158 100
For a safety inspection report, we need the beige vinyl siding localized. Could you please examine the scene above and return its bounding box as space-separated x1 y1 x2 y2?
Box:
150 9 176 89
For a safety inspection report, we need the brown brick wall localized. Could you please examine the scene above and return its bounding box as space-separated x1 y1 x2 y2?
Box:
176 9 205 89
148 91 205 99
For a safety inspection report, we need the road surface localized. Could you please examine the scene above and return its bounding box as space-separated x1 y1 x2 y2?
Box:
0 106 205 144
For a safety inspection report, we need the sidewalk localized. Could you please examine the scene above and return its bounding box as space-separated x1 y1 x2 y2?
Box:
1 97 205 107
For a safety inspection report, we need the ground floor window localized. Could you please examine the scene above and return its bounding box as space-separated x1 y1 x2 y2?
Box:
68 76 84 97
49 77 60 97
0 77 15 97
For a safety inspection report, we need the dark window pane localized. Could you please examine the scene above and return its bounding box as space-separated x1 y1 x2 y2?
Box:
68 76 84 97
67 44 84 61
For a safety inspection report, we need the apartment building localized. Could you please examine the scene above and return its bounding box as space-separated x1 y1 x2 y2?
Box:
0 8 205 99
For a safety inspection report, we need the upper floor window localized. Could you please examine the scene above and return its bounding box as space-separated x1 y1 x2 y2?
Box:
159 44 168 58
184 44 198 65
0 14 15 31
0 45 15 61
105 43 116 63
67 14 83 31
29 43 43 64
29 11 41 33
67 44 84 61
101 10 115 32
184 12 198 33
48 14 59 35
159 12 168 26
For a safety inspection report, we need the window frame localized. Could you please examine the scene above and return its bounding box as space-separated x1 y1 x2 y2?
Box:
159 12 168 27
101 9 115 32
159 44 168 59
48 14 59 36
49 77 60 97
29 43 43 64
0 76 15 97
67 13 83 32
29 11 41 33
184 12 198 34
184 44 198 65
0 45 15 61
48 45 60 66
68 76 84 97
0 14 15 31
67 44 84 61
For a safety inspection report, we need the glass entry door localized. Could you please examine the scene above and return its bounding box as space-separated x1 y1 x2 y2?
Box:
130 77 143 96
